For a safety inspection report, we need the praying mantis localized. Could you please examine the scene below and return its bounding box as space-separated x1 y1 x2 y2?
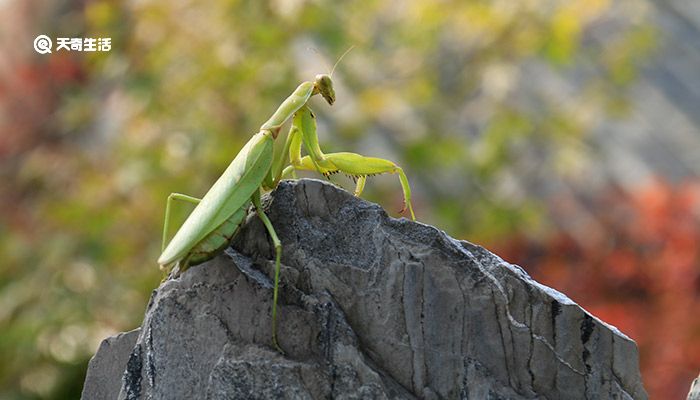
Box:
158 72 415 352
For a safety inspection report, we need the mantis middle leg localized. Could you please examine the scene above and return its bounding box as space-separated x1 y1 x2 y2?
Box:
162 193 202 251
251 189 284 353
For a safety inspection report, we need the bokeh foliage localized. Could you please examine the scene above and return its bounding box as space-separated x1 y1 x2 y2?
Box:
0 0 656 398
497 179 700 399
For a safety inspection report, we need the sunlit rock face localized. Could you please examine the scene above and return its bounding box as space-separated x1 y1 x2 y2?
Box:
81 179 647 400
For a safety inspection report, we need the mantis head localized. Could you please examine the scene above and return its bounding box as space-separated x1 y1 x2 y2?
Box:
314 74 335 105
312 46 355 106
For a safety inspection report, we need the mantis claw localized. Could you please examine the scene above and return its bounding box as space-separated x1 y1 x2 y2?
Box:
272 334 287 356
272 338 286 355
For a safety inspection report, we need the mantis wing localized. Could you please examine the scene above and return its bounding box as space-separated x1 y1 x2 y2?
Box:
158 131 274 266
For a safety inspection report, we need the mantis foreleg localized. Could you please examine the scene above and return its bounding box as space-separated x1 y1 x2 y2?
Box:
265 87 332 187
295 152 415 220
291 106 330 178
296 105 326 163
277 105 415 219
354 176 367 196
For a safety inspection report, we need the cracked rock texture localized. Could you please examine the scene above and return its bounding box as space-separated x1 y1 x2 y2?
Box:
688 373 700 400
81 179 647 399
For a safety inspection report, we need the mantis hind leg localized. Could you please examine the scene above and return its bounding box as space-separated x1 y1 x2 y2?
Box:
252 190 284 354
162 193 202 252
296 152 415 220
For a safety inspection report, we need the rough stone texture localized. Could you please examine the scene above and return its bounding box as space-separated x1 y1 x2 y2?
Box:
81 329 140 400
688 373 700 400
82 179 648 400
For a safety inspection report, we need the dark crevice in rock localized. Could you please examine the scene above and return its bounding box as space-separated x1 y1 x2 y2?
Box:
551 300 561 343
527 302 536 392
492 286 514 390
122 343 143 400
581 313 595 374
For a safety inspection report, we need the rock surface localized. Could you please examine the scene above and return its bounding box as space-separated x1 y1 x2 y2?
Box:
81 329 140 400
82 179 648 399
688 373 700 400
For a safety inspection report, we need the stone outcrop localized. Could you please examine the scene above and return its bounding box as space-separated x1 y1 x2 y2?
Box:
81 179 648 399
688 373 700 400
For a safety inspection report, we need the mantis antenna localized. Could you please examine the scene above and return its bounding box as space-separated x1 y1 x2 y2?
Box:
330 45 355 78
307 45 356 78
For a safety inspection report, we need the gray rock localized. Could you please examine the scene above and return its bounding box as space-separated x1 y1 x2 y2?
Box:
81 329 140 400
688 373 700 400
82 179 648 399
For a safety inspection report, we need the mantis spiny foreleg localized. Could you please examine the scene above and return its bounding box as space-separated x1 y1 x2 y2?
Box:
300 152 415 220
281 106 415 220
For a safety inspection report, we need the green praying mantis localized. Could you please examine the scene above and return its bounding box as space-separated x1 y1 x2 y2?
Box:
158 71 415 352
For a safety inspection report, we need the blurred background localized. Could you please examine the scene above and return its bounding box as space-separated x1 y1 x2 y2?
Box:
0 0 698 398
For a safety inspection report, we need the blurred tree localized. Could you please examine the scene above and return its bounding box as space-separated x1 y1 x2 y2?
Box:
0 0 658 398
495 178 700 400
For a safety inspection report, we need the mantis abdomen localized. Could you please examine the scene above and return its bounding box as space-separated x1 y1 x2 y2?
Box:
186 205 249 266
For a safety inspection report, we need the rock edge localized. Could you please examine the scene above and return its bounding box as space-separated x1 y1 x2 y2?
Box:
82 179 648 400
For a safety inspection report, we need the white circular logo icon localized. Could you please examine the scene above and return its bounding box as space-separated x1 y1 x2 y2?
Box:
34 35 52 54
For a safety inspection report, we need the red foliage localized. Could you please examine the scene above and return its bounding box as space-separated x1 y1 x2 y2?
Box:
0 53 86 156
494 178 700 400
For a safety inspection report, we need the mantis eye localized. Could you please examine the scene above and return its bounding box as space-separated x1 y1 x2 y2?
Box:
315 74 335 105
